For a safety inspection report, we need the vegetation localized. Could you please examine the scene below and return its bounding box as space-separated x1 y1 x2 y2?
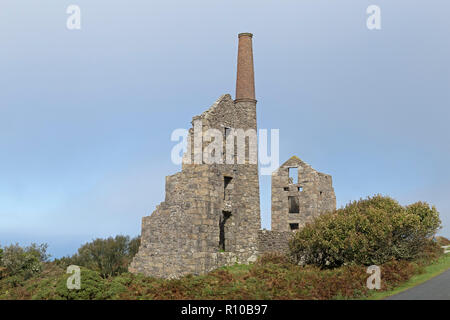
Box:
0 243 50 286
54 235 140 278
0 248 448 300
366 252 450 300
289 195 442 268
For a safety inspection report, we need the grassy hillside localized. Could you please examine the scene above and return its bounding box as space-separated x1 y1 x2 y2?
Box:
1 251 449 300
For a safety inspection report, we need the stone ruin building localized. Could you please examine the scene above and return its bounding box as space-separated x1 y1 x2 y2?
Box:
271 156 336 232
129 33 336 278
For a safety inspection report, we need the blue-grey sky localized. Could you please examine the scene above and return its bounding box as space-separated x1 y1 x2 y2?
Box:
1 1 449 258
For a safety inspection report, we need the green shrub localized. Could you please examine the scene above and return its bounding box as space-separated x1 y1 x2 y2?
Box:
0 243 50 281
53 268 108 300
289 195 442 268
56 235 140 278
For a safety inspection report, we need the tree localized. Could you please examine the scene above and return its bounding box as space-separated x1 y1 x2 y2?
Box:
0 243 50 280
63 235 141 278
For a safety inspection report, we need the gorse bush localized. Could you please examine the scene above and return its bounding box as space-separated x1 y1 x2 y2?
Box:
55 235 140 278
289 195 442 268
0 243 50 281
55 268 110 300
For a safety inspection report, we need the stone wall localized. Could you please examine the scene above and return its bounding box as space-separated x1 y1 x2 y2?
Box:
129 94 261 278
257 230 292 254
271 156 336 232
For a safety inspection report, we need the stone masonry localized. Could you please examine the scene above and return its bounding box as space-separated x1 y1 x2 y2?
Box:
271 156 336 232
129 33 336 278
257 230 292 255
129 34 260 278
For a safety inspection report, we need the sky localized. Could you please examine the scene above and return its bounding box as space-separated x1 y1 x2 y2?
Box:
0 1 449 258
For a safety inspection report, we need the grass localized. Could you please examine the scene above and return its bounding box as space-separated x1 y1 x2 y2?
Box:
366 252 450 300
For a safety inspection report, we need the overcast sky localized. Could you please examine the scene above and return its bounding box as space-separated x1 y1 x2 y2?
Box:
1 0 449 258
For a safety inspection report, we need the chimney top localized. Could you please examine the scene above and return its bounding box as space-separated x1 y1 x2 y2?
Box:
238 32 253 38
235 32 256 103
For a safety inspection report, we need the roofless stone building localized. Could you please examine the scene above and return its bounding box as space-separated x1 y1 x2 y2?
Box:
129 33 336 278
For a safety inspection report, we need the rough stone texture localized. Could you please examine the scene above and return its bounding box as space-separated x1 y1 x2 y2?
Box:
129 95 261 278
271 156 336 232
257 230 292 254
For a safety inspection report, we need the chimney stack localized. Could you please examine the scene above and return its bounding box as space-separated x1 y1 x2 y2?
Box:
235 33 256 103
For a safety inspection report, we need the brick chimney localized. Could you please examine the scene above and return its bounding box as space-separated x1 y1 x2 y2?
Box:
235 33 256 103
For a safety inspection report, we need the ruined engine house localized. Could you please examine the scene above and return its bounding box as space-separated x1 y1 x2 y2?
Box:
129 33 336 278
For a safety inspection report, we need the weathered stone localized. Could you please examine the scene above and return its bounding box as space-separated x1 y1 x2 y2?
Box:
257 229 293 254
271 156 336 232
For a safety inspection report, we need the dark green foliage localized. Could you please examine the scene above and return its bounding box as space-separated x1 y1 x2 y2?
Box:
55 235 140 278
0 243 50 281
289 195 442 268
127 236 141 258
54 268 108 300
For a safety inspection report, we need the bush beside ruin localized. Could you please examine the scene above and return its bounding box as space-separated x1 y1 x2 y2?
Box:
289 195 442 268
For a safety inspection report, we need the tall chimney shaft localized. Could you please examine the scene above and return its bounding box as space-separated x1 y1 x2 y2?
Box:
235 33 256 102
